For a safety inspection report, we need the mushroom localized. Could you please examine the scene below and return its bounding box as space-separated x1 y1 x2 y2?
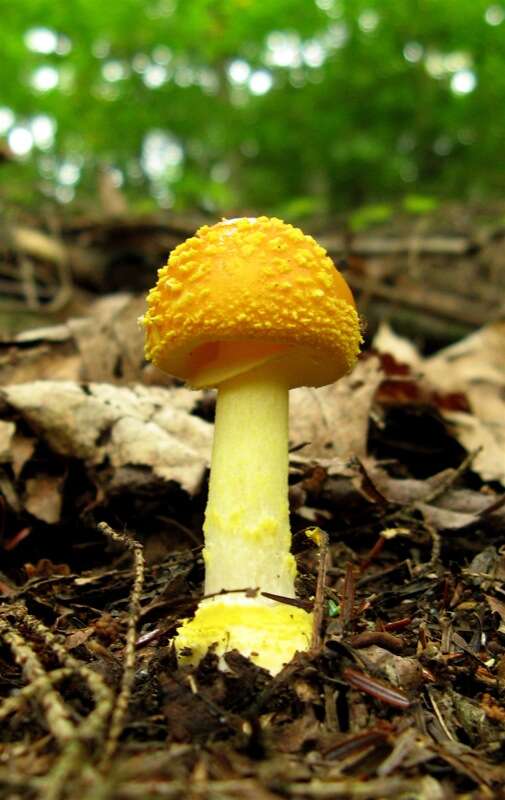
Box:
142 216 361 674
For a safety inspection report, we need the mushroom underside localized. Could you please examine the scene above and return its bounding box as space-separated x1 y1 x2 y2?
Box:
154 337 353 389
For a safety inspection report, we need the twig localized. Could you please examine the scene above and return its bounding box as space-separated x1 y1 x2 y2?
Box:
286 775 439 797
341 563 356 631
385 449 481 526
0 658 112 796
305 527 329 653
426 687 455 741
416 449 481 507
462 570 505 587
343 667 411 709
347 274 492 326
356 559 410 588
384 452 477 573
384 447 481 564
44 741 90 800
0 771 45 794
405 215 431 283
319 231 472 256
0 615 75 744
423 519 442 570
0 605 115 800
0 667 77 722
97 522 145 767
15 606 114 738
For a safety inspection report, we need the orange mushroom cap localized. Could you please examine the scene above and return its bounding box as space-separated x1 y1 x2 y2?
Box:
142 216 362 389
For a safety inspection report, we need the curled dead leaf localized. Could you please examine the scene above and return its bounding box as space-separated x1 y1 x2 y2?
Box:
289 356 383 461
25 475 64 524
0 420 15 461
374 322 505 486
2 381 212 495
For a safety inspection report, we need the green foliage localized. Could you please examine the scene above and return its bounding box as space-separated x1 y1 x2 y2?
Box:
327 599 340 618
277 195 326 221
1 0 504 213
402 194 440 215
349 202 393 232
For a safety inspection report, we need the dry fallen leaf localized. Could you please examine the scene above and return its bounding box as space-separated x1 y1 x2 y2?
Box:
24 559 71 579
67 293 146 383
468 546 505 589
25 474 64 524
0 422 37 477
65 628 94 650
0 293 147 386
0 420 15 461
2 381 212 495
374 322 505 486
289 356 383 462
355 645 424 692
442 411 505 484
366 462 504 530
485 595 505 635
10 434 36 479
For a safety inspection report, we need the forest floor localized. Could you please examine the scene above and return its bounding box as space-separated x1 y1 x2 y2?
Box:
0 206 504 799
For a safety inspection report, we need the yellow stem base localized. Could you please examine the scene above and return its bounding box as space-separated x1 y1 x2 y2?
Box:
175 596 313 676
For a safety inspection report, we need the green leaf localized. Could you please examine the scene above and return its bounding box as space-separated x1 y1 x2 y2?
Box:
402 194 440 215
349 204 393 232
328 599 340 618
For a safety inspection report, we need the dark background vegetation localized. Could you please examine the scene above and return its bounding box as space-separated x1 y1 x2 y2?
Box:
2 0 505 220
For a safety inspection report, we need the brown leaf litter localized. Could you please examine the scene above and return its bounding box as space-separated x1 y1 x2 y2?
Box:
374 320 505 485
0 320 505 799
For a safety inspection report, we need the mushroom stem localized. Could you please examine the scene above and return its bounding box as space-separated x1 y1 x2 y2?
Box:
174 359 313 674
203 361 296 598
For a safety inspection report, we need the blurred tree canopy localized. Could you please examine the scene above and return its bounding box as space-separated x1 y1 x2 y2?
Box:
1 0 505 216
